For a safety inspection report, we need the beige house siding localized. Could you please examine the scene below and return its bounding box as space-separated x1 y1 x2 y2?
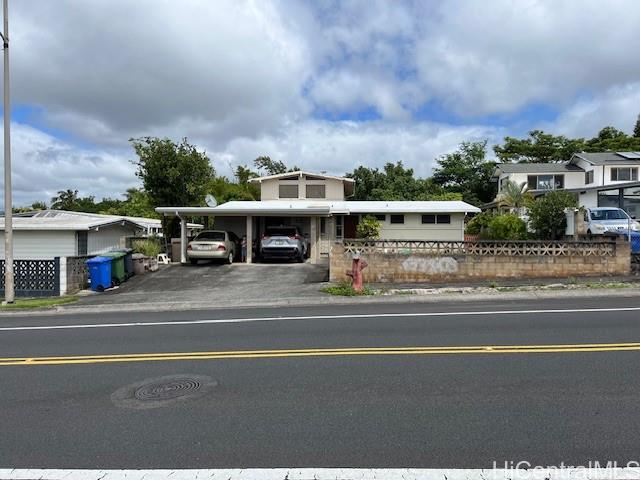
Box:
0 231 77 259
375 213 465 241
259 177 346 200
87 224 137 254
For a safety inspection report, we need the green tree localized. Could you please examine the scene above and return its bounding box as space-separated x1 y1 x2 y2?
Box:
584 126 640 151
484 213 528 240
497 180 532 211
465 211 495 236
207 176 260 203
51 189 79 210
235 165 259 184
30 201 47 210
131 137 214 236
253 156 288 175
634 115 640 138
527 190 578 240
101 188 158 218
348 162 441 201
356 215 381 239
431 140 496 206
494 130 585 163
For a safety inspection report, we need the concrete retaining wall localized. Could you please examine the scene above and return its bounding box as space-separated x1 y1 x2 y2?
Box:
330 240 631 283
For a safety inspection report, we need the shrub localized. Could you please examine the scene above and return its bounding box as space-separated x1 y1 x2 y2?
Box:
465 211 495 235
484 213 528 240
527 191 578 240
132 238 162 258
356 215 381 239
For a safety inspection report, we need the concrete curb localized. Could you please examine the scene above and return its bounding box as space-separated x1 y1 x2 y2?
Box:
2 285 640 317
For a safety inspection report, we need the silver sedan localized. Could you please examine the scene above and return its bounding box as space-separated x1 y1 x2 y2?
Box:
187 230 238 265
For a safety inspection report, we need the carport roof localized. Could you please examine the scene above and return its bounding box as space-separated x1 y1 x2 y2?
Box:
156 200 480 217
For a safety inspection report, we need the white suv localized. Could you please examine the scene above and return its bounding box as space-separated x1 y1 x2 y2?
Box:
585 207 640 236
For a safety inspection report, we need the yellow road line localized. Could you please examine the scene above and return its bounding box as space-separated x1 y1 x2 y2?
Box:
1 342 640 366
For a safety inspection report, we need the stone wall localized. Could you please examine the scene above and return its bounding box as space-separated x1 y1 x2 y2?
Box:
330 239 631 283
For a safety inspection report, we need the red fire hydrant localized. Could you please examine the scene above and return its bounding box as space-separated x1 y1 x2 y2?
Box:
346 252 368 292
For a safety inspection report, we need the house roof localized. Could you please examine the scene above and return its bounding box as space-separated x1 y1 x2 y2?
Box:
156 200 480 217
572 152 640 165
249 170 356 184
494 162 584 175
14 210 202 229
0 216 144 232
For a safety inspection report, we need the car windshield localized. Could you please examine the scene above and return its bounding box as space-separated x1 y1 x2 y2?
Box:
591 210 629 221
266 227 297 237
194 231 225 241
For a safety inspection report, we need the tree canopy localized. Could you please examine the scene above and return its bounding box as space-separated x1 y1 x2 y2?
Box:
431 140 496 206
494 115 640 163
131 137 214 208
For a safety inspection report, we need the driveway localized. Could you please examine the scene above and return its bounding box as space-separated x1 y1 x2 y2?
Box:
77 261 329 308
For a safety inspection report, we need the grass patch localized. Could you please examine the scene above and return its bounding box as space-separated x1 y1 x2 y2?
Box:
321 282 375 296
0 295 79 310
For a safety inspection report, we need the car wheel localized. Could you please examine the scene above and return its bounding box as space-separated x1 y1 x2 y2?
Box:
227 252 234 264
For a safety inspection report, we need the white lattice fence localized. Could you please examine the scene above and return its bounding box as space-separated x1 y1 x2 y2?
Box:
342 240 617 257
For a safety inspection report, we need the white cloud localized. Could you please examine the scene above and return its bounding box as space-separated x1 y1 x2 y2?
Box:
547 83 640 138
1 123 135 207
12 0 311 144
3 0 640 207
414 0 640 116
210 120 501 179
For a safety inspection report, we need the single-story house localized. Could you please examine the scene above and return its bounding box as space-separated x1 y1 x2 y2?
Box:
156 171 480 264
0 210 148 260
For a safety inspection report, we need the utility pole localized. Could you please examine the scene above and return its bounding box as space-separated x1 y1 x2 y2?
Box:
1 0 13 304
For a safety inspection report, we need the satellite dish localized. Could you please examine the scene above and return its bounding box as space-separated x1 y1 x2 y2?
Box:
205 195 217 207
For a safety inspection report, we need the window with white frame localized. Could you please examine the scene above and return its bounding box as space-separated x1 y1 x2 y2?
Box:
611 167 638 182
585 170 594 184
527 174 564 190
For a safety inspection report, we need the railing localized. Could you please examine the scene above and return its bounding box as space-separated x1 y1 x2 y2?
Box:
341 239 617 257
0 258 60 298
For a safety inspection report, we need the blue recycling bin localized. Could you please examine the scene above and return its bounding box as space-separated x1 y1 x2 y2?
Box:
617 230 640 253
86 256 113 292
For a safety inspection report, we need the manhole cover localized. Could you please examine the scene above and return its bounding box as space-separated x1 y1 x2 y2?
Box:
112 374 217 409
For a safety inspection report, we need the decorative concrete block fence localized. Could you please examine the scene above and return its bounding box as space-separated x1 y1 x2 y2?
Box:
330 239 631 283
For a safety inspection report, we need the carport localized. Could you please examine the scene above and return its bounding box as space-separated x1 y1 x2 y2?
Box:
156 203 336 264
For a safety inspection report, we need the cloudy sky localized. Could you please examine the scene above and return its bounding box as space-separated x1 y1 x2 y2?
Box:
3 0 640 206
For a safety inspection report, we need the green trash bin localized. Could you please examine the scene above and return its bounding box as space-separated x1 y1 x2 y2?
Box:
101 251 127 285
113 248 134 278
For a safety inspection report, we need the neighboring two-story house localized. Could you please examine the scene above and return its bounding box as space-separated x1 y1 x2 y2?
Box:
491 152 640 217
157 170 480 264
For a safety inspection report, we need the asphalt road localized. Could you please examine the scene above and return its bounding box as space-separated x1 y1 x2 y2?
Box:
2 296 640 469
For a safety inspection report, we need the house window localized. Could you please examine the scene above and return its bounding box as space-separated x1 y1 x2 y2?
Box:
390 214 404 224
611 167 638 182
77 231 88 255
422 214 450 224
585 170 594 184
527 174 564 190
279 184 299 198
373 214 386 221
335 216 344 238
306 184 326 199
